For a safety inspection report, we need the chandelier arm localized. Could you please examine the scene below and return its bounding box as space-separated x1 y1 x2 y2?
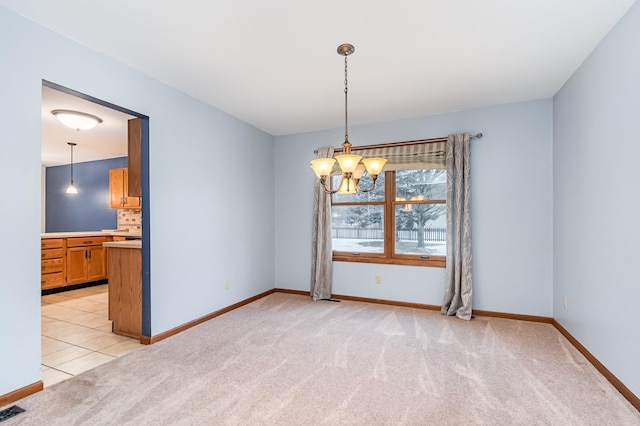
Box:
319 176 340 194
354 175 380 193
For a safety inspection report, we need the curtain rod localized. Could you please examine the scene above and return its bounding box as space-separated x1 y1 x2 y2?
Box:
313 132 483 154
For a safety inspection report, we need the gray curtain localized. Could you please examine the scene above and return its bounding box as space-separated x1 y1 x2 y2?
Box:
311 147 334 301
441 133 473 320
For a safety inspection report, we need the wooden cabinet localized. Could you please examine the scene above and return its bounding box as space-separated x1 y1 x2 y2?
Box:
110 168 140 209
128 118 142 197
66 237 108 285
41 238 66 290
108 246 142 338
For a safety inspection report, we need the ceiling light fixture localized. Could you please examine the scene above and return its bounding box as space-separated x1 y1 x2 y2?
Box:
310 44 387 194
52 109 103 131
65 142 78 194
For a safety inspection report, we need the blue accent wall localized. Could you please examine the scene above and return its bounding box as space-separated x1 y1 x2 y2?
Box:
46 157 128 232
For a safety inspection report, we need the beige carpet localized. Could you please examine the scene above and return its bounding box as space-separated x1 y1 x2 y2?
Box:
7 293 640 425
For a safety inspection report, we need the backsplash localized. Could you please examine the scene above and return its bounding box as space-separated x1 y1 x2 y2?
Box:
117 209 142 233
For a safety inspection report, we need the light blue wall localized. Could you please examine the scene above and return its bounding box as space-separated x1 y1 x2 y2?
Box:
0 5 274 397
275 99 554 316
46 157 127 232
553 1 640 397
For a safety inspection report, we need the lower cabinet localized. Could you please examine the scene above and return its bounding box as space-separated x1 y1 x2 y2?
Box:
107 246 142 338
41 238 66 290
66 237 108 285
41 235 110 290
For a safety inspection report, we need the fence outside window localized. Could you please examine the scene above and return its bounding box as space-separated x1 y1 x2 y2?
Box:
332 227 446 242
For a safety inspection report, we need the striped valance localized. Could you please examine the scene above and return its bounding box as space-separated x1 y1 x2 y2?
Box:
335 138 447 171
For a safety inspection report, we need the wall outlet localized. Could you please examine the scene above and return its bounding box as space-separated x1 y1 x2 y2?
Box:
563 295 568 309
224 280 229 290
374 274 381 284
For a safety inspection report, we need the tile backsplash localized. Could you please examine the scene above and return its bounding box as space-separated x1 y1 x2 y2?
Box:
117 209 141 232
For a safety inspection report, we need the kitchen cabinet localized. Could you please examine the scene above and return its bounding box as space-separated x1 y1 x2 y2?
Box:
110 168 140 209
66 236 108 285
128 118 142 197
106 242 142 339
41 238 66 290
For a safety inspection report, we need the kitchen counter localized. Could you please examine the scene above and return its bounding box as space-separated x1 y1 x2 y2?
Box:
42 230 141 239
103 240 142 249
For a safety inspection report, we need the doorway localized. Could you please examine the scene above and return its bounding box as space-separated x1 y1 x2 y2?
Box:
40 81 151 387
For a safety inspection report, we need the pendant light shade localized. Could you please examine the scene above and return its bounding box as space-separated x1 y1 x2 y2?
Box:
66 142 78 194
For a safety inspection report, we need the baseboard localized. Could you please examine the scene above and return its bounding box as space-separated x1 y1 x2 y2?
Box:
472 309 553 323
552 319 640 411
331 293 441 311
274 289 551 322
143 289 276 344
0 381 43 408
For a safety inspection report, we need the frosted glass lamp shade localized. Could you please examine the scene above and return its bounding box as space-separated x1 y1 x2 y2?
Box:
362 158 387 176
338 177 357 194
52 110 103 131
66 183 78 194
352 164 366 179
335 154 362 173
310 158 336 179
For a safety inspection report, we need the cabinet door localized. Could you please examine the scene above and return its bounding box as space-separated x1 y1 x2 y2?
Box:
128 118 142 197
110 169 125 208
110 168 141 209
67 247 88 284
122 168 141 208
87 246 107 281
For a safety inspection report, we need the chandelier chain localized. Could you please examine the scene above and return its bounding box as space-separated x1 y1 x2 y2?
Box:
344 54 349 144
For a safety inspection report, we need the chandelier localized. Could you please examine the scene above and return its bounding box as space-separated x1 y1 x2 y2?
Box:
310 44 387 194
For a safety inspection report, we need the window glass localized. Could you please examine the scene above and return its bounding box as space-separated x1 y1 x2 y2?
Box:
394 204 446 256
331 205 384 253
396 169 446 201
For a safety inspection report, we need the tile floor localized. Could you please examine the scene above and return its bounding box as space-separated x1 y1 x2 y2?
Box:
41 284 144 388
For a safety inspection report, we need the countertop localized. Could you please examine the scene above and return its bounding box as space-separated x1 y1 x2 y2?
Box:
103 240 142 249
42 230 142 239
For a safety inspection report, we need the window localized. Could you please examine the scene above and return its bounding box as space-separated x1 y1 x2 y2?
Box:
330 140 447 267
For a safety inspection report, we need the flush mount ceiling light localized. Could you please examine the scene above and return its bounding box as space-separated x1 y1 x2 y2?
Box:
65 142 78 194
310 44 387 194
52 109 103 131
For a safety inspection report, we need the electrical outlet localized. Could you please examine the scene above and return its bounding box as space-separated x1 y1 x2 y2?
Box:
224 280 229 290
563 295 568 309
374 274 381 284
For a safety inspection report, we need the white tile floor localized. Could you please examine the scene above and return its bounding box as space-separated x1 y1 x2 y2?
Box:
41 284 144 387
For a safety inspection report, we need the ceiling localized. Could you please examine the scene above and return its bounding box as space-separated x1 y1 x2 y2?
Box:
41 86 135 166
3 0 635 164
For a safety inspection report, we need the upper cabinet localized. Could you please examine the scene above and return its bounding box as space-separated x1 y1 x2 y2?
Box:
110 168 140 209
128 118 142 198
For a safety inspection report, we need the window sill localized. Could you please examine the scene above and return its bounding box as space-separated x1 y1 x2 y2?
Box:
332 254 445 268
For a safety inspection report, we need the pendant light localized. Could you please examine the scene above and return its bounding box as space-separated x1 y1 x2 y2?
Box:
310 44 387 194
66 142 78 194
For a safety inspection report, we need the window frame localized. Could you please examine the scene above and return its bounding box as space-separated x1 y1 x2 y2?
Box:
331 169 446 268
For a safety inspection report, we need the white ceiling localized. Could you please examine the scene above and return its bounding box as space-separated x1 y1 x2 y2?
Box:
41 86 135 166
3 0 635 163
